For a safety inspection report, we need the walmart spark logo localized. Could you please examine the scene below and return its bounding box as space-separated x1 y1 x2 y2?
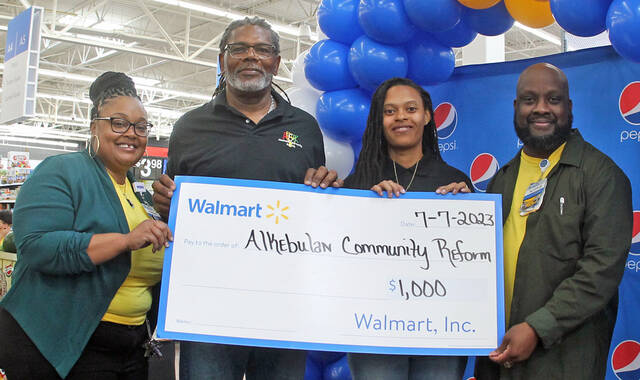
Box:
278 131 302 148
266 200 289 224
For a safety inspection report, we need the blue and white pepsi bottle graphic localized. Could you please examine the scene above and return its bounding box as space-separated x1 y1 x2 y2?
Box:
631 211 640 256
619 82 640 125
470 153 499 192
611 340 640 379
434 102 457 139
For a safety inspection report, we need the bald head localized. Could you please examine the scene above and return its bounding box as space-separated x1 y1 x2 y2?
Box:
517 63 569 97
513 62 573 158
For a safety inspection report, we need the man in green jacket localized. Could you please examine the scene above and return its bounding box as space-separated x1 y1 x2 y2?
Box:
475 63 633 379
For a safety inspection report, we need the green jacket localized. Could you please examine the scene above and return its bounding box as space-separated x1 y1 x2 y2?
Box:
0 150 155 378
476 130 633 379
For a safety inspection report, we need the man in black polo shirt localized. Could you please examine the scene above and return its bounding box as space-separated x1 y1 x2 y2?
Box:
152 16 339 380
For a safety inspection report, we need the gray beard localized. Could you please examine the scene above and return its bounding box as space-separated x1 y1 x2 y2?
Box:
224 60 273 92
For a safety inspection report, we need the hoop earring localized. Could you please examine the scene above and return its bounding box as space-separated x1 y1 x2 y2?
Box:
87 135 100 158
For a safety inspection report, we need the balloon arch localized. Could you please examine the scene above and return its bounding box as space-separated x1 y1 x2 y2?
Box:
286 0 640 378
287 0 640 181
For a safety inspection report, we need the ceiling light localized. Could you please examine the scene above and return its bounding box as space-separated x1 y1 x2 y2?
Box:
0 135 79 148
151 0 318 41
59 15 123 31
1 66 210 103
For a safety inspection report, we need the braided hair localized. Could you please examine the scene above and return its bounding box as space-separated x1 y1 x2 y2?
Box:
212 17 290 103
349 77 442 189
89 71 140 120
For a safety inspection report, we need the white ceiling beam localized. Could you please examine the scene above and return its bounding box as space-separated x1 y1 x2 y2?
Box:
38 30 293 82
136 0 186 59
189 32 222 60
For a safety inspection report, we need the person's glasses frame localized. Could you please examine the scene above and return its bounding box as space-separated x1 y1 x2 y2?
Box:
93 117 153 137
225 43 278 59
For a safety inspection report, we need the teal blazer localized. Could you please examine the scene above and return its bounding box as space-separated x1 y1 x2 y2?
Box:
0 150 155 378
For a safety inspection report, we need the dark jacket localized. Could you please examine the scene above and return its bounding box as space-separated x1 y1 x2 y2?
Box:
476 130 633 379
0 150 156 378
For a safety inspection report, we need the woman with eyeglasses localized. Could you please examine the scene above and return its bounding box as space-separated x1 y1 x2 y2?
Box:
0 72 173 379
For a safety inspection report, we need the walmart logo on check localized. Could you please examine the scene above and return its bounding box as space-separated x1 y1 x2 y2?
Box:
188 198 263 218
187 198 290 224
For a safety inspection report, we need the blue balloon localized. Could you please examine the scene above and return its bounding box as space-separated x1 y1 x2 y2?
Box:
432 18 478 47
323 355 353 380
307 351 348 366
348 35 408 92
551 0 612 37
304 355 323 380
305 40 358 92
607 0 640 62
318 0 364 44
463 1 515 36
358 0 417 44
317 89 371 142
407 34 455 85
403 0 463 32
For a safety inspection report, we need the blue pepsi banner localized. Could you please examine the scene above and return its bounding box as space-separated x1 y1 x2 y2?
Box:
425 46 639 380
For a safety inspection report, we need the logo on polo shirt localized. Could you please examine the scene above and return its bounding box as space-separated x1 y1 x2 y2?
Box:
279 131 303 148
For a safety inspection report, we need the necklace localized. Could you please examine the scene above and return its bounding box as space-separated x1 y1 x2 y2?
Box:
393 159 419 191
112 176 135 208
267 95 276 113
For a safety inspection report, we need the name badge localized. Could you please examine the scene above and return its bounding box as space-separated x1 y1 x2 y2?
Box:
133 181 147 193
520 178 547 216
142 203 162 221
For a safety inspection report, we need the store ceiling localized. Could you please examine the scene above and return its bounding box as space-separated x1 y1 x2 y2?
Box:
0 0 568 147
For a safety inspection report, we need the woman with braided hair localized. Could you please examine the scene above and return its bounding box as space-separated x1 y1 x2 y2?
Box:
345 77 472 380
0 72 172 379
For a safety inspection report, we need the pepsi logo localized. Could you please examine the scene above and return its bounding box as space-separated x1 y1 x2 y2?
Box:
434 102 457 139
3 264 12 277
631 211 640 256
611 340 640 379
470 153 499 193
619 82 640 125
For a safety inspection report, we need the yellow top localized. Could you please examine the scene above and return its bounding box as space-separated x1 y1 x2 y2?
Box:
503 143 565 323
102 175 164 326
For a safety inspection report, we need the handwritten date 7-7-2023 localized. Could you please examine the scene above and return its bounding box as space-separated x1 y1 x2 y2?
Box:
414 210 494 229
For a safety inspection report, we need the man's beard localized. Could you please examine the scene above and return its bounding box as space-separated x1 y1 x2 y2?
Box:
514 112 573 154
224 60 273 92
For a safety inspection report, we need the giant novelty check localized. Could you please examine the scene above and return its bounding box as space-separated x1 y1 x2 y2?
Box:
157 176 504 355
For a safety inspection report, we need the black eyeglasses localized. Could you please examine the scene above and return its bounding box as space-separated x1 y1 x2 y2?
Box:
225 43 277 59
93 117 153 137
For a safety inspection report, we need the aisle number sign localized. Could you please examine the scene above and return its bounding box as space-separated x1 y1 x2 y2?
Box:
1 7 43 124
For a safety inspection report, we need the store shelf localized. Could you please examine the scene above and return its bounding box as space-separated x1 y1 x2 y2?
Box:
0 251 16 261
0 200 15 204
0 183 23 187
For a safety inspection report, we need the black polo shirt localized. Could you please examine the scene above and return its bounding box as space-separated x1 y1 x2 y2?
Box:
166 89 325 183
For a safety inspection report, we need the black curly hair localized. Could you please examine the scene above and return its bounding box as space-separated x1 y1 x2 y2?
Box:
349 77 442 189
